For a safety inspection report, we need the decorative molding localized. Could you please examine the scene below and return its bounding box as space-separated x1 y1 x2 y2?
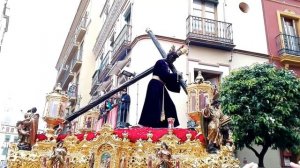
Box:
280 54 300 67
233 49 269 58
267 0 300 8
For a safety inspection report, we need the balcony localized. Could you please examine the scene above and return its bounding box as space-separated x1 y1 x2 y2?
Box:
66 39 80 63
186 15 234 51
276 33 300 66
70 49 83 72
56 65 66 84
61 69 75 90
76 15 88 42
111 24 132 64
98 51 112 81
67 83 78 104
90 51 112 95
90 70 101 95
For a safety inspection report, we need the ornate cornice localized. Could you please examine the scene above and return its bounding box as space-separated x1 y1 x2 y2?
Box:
280 54 300 67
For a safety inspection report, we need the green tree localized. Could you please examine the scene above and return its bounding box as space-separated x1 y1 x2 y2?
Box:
220 63 300 167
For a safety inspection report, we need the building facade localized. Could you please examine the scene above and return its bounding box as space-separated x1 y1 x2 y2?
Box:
261 0 300 166
0 122 18 167
54 0 294 167
263 0 300 75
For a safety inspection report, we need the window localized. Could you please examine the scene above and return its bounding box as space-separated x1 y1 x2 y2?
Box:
192 0 217 35
5 127 9 133
281 17 299 52
14 136 18 143
194 70 221 86
110 33 115 47
10 128 14 133
124 5 132 25
2 147 8 155
192 0 216 19
4 135 10 142
277 10 300 55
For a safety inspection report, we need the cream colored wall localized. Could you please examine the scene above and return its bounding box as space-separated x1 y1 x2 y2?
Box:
74 0 104 128
237 145 281 168
230 52 268 70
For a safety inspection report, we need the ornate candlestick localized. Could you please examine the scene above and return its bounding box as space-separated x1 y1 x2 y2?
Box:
43 83 68 139
167 117 175 135
147 131 153 142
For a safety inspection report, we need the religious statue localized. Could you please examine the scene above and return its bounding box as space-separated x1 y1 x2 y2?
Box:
147 156 153 168
55 123 64 135
103 157 110 168
119 152 127 168
16 121 30 149
205 99 222 153
100 153 111 168
194 71 204 84
16 107 39 150
139 48 183 128
156 142 173 168
89 152 95 168
50 141 67 168
86 117 92 129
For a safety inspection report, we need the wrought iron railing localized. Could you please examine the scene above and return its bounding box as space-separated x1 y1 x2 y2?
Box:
91 50 112 94
111 24 132 61
61 68 74 89
99 50 111 72
186 15 233 44
67 83 78 99
276 33 300 56
70 48 83 71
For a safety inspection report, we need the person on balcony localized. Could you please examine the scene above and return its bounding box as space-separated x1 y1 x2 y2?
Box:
107 95 119 128
117 88 131 128
139 49 182 128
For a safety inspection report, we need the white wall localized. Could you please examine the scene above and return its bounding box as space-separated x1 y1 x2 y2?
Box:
131 0 188 40
131 0 268 55
219 0 268 54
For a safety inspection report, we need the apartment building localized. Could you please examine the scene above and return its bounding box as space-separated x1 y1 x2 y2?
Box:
54 0 283 166
259 0 300 167
0 122 18 168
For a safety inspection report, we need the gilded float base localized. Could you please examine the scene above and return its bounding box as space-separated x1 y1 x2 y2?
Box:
7 125 239 168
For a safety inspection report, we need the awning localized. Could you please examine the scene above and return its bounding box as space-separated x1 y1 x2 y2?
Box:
108 58 130 76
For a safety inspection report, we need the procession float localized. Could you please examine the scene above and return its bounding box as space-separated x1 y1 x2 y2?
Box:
7 30 239 168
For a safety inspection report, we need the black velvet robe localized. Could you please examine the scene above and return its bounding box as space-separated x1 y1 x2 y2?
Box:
138 59 180 128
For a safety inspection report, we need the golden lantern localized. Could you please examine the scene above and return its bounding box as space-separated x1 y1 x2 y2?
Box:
43 83 68 138
187 78 214 134
79 109 99 133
